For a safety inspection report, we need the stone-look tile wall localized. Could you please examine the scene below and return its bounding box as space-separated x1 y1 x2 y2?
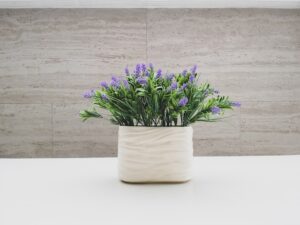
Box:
0 9 299 157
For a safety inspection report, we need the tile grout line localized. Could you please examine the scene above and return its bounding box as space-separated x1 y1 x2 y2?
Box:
239 107 242 154
146 8 148 64
51 103 54 157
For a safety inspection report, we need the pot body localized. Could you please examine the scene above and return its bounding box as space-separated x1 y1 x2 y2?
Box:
118 126 193 183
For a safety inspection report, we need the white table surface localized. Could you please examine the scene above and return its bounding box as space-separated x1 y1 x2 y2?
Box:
0 156 299 225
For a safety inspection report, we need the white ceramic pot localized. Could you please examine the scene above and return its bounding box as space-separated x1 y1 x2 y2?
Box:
118 126 193 183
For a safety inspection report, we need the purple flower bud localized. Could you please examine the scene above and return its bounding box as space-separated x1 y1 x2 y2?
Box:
83 89 95 99
110 80 119 88
230 101 241 107
134 64 141 77
190 65 197 76
110 76 120 88
166 73 175 80
141 64 147 73
149 63 154 71
156 69 162 79
123 80 129 89
125 67 130 76
145 70 150 77
211 106 221 114
101 93 109 102
181 83 187 90
100 81 109 89
182 69 187 76
189 75 195 83
170 82 177 90
178 97 188 107
137 77 148 85
111 75 119 82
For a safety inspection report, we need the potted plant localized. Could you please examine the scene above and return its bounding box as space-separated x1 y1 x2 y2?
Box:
80 64 240 183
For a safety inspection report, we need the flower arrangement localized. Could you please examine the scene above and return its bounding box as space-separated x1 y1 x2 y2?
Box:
80 64 240 126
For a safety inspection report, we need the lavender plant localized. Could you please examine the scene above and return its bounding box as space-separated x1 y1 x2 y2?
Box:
80 64 240 126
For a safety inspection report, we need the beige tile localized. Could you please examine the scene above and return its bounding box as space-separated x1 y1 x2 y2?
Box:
147 9 300 102
0 104 52 157
241 101 295 133
288 102 300 134
238 72 300 102
0 9 146 103
200 72 300 102
53 103 118 157
240 132 300 155
193 108 240 140
147 9 300 73
0 72 109 104
191 106 240 156
240 101 300 154
194 101 300 156
194 138 241 156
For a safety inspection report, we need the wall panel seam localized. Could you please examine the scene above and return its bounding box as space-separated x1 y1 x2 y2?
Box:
51 103 54 157
146 8 148 64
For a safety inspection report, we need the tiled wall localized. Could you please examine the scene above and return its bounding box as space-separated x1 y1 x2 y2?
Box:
0 9 299 157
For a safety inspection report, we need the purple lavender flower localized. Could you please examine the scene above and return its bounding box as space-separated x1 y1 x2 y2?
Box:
230 101 241 107
134 64 141 77
137 77 148 85
211 106 221 114
110 76 120 88
178 97 188 107
166 73 175 81
100 81 109 89
182 69 187 76
110 80 119 88
181 83 187 90
190 65 197 76
145 70 150 77
83 89 95 99
111 75 118 82
170 82 177 90
189 75 195 83
149 63 154 71
125 67 130 76
141 64 147 73
156 69 162 79
101 93 109 102
123 79 129 89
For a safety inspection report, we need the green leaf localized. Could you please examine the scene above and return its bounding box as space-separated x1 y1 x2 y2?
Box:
80 109 102 121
